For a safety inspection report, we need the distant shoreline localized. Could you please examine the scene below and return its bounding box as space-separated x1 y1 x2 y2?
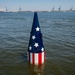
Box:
0 10 75 13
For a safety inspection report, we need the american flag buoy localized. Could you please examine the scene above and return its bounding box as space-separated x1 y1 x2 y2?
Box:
28 12 45 65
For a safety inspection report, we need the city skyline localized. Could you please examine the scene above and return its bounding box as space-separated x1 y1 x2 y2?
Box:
0 0 75 11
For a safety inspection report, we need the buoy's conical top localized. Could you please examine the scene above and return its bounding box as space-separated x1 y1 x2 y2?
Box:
33 12 39 25
28 12 45 53
31 12 40 34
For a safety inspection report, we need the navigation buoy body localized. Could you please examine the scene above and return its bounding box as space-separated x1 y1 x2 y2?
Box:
28 12 45 65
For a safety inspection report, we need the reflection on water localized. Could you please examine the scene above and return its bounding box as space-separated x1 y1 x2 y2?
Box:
29 64 45 75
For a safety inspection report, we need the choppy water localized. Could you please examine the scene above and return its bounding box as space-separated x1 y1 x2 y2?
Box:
0 12 75 75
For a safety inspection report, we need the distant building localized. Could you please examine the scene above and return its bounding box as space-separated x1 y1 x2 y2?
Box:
0 9 4 12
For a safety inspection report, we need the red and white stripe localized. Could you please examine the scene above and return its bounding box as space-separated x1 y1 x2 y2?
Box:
28 52 45 65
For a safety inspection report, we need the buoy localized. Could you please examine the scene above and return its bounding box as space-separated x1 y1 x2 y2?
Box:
27 12 45 65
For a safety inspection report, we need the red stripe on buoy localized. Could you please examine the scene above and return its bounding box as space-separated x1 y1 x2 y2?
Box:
38 53 42 65
32 53 34 65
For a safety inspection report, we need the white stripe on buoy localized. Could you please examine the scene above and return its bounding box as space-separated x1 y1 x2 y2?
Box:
42 52 44 64
34 53 38 65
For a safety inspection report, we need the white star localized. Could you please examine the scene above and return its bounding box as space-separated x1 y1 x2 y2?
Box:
41 47 44 51
34 43 39 47
36 27 40 31
29 46 32 50
32 35 36 40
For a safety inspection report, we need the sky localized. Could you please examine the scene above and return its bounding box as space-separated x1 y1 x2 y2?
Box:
0 0 75 11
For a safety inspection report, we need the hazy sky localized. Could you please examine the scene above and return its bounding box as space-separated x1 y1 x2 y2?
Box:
0 0 75 11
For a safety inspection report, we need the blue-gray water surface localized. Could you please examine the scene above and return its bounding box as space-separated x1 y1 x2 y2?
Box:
0 12 75 75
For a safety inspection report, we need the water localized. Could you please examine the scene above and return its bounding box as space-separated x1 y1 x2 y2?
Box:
0 12 75 75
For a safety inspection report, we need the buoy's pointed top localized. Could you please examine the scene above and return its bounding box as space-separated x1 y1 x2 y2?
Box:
34 12 37 16
33 12 40 27
31 12 40 34
34 12 37 21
